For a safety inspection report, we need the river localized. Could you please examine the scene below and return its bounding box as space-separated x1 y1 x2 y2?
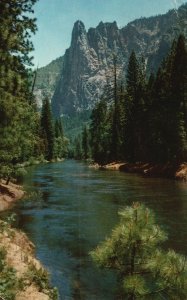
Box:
10 160 187 299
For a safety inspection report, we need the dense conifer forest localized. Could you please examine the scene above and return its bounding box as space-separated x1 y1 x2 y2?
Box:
76 36 187 166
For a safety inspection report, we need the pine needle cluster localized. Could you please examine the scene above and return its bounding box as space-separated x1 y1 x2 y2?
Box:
91 202 187 299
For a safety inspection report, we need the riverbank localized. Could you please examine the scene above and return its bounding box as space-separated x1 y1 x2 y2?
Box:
92 162 187 181
0 180 25 211
0 181 57 299
0 219 57 300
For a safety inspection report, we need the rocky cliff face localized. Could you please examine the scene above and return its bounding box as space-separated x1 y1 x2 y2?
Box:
34 56 63 108
50 4 187 116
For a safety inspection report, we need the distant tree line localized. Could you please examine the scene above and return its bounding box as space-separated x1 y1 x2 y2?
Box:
79 35 187 165
40 98 68 161
0 0 68 184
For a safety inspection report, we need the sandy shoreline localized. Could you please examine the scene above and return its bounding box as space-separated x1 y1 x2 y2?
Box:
0 180 56 299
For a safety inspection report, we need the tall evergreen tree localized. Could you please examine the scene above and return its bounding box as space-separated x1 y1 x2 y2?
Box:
151 36 187 162
74 136 83 160
134 56 148 161
82 126 90 160
89 36 187 166
115 84 126 161
110 57 126 161
90 99 111 164
54 119 64 139
55 120 61 138
124 51 146 162
170 35 187 161
0 0 38 182
40 98 55 160
142 72 156 161
53 118 68 159
124 51 139 162
111 55 119 161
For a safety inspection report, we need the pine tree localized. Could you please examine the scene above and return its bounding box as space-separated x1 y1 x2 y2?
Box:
0 0 38 182
0 0 37 93
58 119 64 137
124 51 139 162
90 99 112 164
115 83 126 161
82 126 90 160
74 136 83 160
111 55 119 161
110 56 126 161
142 72 156 161
170 35 187 161
53 118 68 159
90 37 187 165
151 36 187 163
124 51 146 162
40 98 55 160
55 120 61 138
134 56 148 161
91 203 187 299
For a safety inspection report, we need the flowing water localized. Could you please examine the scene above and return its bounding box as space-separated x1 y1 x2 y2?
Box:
10 160 187 299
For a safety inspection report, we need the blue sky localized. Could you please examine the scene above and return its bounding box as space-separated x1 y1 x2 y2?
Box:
32 0 185 67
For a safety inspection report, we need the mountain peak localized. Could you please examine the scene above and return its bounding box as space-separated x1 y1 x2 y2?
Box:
38 5 187 117
73 20 86 34
97 20 118 31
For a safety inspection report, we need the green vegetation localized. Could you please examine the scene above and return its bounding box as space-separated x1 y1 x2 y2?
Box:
0 0 39 183
34 56 64 109
24 263 59 300
0 217 58 300
0 0 68 184
91 202 187 299
90 100 111 164
40 97 55 160
54 119 69 159
62 111 91 139
61 111 91 159
89 35 187 165
35 56 64 91
81 126 90 160
0 258 20 300
0 245 21 300
0 220 24 300
40 97 68 161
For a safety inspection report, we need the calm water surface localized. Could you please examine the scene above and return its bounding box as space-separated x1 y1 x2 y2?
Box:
11 160 187 299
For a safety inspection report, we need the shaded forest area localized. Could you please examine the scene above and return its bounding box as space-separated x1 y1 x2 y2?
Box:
76 36 187 166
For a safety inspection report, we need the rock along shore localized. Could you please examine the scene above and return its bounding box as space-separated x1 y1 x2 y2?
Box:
90 162 187 181
0 180 25 212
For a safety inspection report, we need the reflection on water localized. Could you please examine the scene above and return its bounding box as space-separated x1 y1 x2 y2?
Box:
10 160 187 299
